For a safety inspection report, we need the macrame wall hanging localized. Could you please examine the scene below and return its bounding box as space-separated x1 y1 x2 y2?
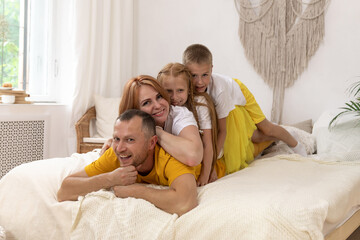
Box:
235 0 330 123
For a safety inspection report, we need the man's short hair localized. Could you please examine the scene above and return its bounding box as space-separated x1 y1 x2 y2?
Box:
182 43 213 66
117 109 156 138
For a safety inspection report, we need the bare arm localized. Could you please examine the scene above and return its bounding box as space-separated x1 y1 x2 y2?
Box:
216 118 227 157
156 125 203 166
57 166 137 202
197 129 213 186
113 173 198 216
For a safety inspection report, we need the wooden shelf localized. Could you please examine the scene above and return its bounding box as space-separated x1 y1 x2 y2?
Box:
0 89 32 104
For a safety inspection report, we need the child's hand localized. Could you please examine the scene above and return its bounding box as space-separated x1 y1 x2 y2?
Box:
209 168 218 183
197 173 210 186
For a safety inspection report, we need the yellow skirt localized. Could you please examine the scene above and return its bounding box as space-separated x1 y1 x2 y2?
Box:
222 79 272 174
214 158 226 179
223 105 256 173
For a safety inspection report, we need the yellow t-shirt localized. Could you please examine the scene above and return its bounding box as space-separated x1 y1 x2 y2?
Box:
85 144 201 186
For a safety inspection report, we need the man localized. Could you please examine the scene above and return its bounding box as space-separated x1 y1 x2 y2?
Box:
57 109 200 216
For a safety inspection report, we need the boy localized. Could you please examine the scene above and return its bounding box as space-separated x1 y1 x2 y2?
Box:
183 44 306 174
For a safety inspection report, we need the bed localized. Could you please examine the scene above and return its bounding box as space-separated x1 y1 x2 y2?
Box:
0 109 359 240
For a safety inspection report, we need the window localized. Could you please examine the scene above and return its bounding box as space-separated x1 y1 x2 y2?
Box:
0 0 24 89
27 0 56 101
0 0 57 102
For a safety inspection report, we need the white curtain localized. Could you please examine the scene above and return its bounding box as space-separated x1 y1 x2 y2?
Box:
66 0 135 154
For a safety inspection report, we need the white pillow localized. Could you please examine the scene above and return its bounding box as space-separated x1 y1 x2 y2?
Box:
0 225 5 240
312 110 360 154
94 95 121 138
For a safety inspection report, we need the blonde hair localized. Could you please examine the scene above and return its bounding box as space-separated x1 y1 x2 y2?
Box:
158 62 218 168
182 43 213 66
157 62 199 123
119 75 170 115
198 92 218 170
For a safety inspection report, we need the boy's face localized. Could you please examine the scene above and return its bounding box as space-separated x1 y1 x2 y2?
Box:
186 63 212 93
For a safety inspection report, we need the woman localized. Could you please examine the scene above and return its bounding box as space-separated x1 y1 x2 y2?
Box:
101 75 203 167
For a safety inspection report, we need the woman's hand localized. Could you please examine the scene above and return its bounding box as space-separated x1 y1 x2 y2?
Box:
100 138 113 156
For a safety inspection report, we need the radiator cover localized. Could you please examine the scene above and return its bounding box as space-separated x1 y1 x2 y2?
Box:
0 119 47 178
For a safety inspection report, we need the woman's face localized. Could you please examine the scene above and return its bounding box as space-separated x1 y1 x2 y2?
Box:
138 84 170 127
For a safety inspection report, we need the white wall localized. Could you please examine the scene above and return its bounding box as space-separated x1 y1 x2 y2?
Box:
134 0 360 124
3 0 359 158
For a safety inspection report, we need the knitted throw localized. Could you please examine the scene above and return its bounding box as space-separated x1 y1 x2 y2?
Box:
235 0 330 123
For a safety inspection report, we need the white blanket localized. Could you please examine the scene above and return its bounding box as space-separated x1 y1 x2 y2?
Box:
0 151 98 240
1 151 360 239
70 154 360 240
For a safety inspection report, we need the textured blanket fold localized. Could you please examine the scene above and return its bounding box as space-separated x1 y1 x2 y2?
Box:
71 190 177 239
70 154 360 240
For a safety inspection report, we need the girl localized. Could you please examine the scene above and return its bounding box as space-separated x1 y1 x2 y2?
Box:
157 63 222 186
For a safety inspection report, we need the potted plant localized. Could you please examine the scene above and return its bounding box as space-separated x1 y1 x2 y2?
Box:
329 77 360 128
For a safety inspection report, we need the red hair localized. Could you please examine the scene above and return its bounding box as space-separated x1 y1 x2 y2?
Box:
119 75 170 115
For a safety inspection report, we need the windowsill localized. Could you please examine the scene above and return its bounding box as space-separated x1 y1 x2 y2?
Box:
0 102 67 106
0 103 70 118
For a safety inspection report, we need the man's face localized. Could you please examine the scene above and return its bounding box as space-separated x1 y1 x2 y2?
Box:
186 63 212 93
112 116 151 168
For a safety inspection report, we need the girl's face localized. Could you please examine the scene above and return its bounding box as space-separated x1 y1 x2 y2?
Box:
138 84 170 127
161 75 189 107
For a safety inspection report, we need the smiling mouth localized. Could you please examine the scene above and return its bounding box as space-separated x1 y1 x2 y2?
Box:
118 154 132 165
153 108 165 117
196 86 206 92
119 154 131 159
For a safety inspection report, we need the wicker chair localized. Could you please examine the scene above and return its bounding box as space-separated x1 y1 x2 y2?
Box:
75 106 104 153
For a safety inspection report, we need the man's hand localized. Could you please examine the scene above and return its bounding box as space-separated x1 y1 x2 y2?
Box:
113 184 143 198
110 166 138 186
57 165 138 202
100 138 113 156
112 174 198 216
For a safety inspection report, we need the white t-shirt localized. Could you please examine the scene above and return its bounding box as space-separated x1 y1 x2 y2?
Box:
195 95 211 130
206 73 246 119
164 106 198 136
